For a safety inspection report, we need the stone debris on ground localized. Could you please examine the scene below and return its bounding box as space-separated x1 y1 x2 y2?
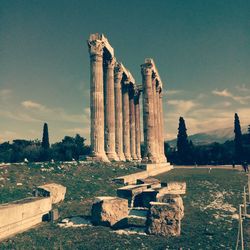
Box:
35 183 66 204
91 196 128 227
91 177 186 237
58 216 92 228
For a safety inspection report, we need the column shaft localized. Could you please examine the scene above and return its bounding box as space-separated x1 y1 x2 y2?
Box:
122 84 132 161
114 65 126 161
88 41 109 162
104 58 119 161
159 91 167 162
141 65 157 163
134 93 141 160
152 78 159 162
129 87 137 160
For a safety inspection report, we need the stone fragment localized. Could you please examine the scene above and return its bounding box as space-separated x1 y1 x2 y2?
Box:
147 200 184 236
35 183 66 204
91 196 128 227
0 197 52 241
156 181 186 195
137 177 161 188
158 194 184 219
117 184 151 207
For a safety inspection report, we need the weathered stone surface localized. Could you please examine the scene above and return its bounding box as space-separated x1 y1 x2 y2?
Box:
0 197 52 241
36 183 66 204
91 197 128 227
114 63 126 161
114 164 173 185
157 182 186 195
134 89 142 160
147 201 182 236
157 194 184 219
88 36 109 162
117 184 150 207
137 177 161 185
104 57 119 161
127 208 148 227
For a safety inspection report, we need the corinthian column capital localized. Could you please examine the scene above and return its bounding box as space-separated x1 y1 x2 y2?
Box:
114 62 124 80
88 40 104 58
141 64 153 76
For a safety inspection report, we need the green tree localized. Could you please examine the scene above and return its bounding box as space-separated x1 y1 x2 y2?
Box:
41 123 50 161
177 117 190 164
42 123 50 149
234 113 243 164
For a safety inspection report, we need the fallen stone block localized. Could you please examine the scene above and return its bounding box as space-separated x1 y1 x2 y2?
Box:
91 196 128 228
155 181 186 195
147 201 182 237
117 184 151 207
0 197 52 241
35 183 66 204
137 177 161 189
157 194 184 219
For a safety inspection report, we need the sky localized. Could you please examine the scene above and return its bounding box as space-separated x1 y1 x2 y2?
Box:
0 0 250 143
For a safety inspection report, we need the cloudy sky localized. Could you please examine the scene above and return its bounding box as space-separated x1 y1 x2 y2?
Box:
0 0 250 143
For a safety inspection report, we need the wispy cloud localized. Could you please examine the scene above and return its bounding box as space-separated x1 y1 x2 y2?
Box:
167 99 198 114
212 89 250 104
236 84 250 92
22 100 46 110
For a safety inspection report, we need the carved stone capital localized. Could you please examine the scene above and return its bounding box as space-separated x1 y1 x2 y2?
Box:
114 62 124 80
104 57 116 69
88 40 104 58
141 64 153 76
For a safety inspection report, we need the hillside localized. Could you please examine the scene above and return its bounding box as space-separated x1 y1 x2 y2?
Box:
167 125 248 147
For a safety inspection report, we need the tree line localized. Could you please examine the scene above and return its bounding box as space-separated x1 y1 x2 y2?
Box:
165 113 250 165
0 123 90 163
0 114 249 164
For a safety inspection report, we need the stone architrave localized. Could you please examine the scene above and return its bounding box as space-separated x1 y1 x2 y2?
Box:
141 64 157 163
122 83 132 161
104 57 119 161
114 63 126 161
129 86 137 160
88 39 109 162
134 90 142 160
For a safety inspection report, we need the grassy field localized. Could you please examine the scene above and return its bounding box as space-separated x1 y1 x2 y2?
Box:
0 163 248 249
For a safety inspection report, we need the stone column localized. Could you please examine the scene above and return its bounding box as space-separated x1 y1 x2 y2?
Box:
114 64 126 161
88 40 109 162
141 64 157 163
129 86 137 160
134 91 142 161
159 90 167 162
152 77 159 162
104 58 119 161
122 83 132 161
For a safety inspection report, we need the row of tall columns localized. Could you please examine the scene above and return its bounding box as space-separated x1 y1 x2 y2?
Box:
141 64 167 163
88 39 142 162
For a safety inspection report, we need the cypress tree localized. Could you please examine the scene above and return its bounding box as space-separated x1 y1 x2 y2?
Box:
177 117 190 164
234 113 243 164
42 123 50 149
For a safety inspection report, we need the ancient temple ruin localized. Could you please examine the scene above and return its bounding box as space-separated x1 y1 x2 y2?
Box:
87 33 168 164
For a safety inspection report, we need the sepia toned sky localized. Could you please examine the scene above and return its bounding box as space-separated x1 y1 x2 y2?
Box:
0 0 250 143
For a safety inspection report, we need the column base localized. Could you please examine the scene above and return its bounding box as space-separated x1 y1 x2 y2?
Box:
88 152 110 162
117 152 126 162
124 153 132 162
106 151 120 162
131 153 139 161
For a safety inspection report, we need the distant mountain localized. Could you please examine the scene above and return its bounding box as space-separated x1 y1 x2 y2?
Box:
167 125 249 147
